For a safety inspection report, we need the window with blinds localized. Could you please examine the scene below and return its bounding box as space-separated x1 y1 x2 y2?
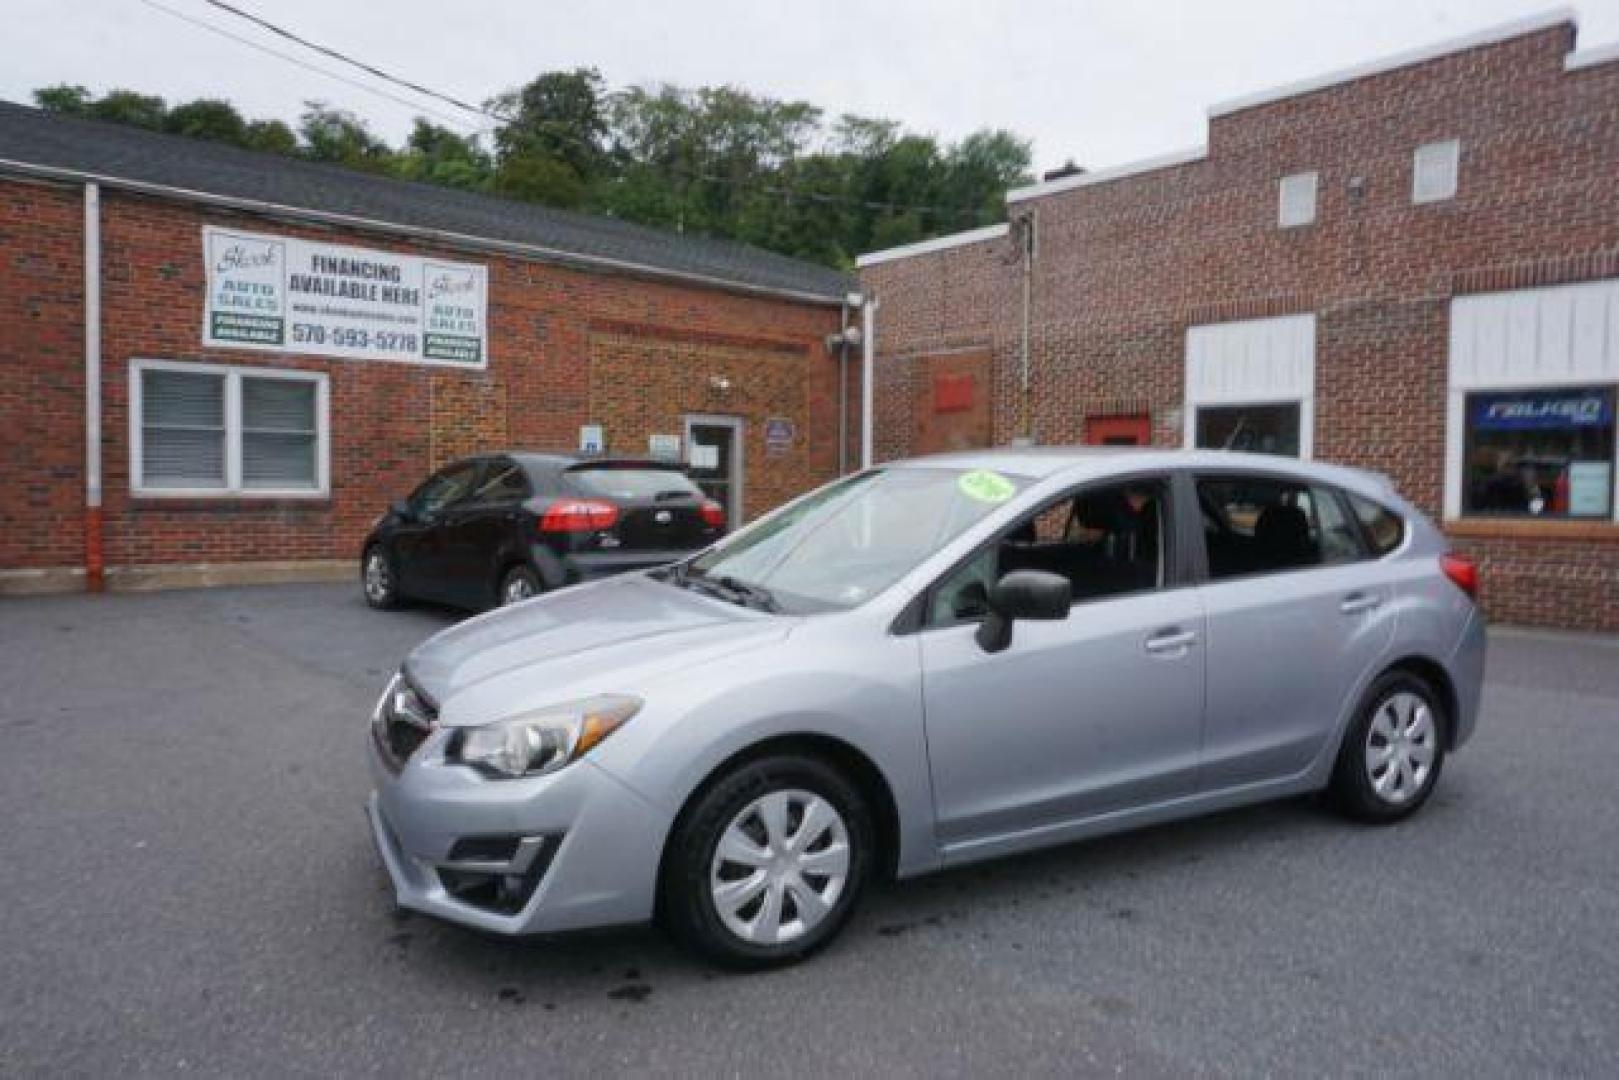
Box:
141 370 226 488
133 363 326 496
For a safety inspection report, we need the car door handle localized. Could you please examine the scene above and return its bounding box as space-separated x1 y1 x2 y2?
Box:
1144 628 1198 655
1340 592 1382 615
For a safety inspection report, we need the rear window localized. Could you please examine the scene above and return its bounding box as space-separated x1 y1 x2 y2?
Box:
568 467 702 500
1347 493 1405 556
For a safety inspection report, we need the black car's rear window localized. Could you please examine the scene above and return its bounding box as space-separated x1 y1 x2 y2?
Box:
568 467 702 500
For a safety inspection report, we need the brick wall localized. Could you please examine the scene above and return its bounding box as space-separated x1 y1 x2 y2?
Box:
861 20 1619 631
0 182 843 577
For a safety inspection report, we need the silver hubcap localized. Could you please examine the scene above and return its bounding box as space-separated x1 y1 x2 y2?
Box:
710 789 850 946
363 552 390 602
502 573 535 604
1365 691 1437 805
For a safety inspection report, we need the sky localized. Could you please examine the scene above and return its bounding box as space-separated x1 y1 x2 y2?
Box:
5 0 1619 176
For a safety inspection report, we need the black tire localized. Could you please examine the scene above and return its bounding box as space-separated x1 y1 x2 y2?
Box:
1330 670 1447 824
497 564 542 606
361 545 402 610
660 754 874 970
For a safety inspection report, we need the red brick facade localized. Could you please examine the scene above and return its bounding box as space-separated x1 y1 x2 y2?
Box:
860 18 1619 632
0 181 844 586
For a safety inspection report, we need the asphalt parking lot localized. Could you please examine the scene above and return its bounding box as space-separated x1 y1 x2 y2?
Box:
2 583 1617 1077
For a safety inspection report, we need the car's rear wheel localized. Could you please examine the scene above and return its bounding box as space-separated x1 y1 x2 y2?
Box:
1330 670 1447 823
661 755 873 969
498 565 541 606
361 546 401 610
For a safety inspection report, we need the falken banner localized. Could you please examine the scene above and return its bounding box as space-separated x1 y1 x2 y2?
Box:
202 226 488 367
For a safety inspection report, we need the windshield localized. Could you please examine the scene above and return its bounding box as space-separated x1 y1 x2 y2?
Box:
676 466 1028 613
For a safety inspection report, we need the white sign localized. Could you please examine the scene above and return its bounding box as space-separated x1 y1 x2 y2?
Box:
649 433 682 461
579 424 604 455
689 444 719 470
1569 461 1612 516
203 226 488 368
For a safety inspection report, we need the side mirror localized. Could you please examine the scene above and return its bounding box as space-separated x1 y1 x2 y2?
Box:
975 570 1072 653
391 498 414 521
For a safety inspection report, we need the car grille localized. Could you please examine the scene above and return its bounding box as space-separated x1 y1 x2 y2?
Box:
372 673 438 772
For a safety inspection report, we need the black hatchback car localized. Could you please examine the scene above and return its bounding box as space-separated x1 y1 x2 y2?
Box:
361 453 727 611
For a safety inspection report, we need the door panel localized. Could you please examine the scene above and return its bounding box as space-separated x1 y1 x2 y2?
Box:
1197 567 1393 787
439 461 528 605
396 461 481 602
921 588 1207 852
1193 475 1396 789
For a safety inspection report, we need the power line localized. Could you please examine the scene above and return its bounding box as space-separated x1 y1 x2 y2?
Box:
188 0 989 224
134 0 481 134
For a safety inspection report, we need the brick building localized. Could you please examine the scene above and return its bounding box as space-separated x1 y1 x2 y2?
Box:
858 10 1619 632
0 102 859 595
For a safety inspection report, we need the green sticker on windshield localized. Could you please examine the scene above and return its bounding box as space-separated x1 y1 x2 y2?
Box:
957 469 1016 503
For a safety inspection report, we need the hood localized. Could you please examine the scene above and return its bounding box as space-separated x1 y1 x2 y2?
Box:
404 574 791 725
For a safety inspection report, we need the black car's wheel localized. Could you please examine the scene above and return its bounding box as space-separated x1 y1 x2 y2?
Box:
361 545 402 610
1330 670 1447 823
661 755 873 970
498 565 542 606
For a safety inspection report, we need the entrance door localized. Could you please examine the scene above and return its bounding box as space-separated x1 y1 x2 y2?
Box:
684 415 744 529
1085 413 1151 446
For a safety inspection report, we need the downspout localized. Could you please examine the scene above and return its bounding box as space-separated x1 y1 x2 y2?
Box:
837 298 850 474
1018 209 1036 443
84 183 104 593
860 295 877 469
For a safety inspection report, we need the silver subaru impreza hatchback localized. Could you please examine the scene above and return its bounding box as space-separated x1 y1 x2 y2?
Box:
367 449 1485 967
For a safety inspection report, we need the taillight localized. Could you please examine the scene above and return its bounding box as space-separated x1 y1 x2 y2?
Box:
1440 553 1479 600
700 500 726 528
540 499 619 533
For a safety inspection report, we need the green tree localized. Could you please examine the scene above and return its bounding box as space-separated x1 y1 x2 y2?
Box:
298 102 394 171
394 120 491 190
245 119 298 156
88 90 168 130
32 84 94 116
488 68 607 205
164 99 249 145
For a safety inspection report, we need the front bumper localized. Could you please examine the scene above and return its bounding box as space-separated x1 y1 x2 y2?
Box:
366 732 667 935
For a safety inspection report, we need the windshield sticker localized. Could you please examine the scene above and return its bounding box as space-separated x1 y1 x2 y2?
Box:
957 469 1016 503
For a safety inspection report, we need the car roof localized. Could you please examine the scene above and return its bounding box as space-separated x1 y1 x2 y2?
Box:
887 446 1397 498
505 452 687 471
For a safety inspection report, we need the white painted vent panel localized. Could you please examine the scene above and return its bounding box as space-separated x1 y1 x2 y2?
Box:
1413 139 1460 203
1278 172 1318 228
1186 315 1316 404
1450 279 1619 390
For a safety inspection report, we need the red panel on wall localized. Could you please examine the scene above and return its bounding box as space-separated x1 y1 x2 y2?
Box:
933 373 974 413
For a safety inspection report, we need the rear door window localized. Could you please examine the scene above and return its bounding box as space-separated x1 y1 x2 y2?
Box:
471 461 529 504
1197 475 1361 580
568 467 702 500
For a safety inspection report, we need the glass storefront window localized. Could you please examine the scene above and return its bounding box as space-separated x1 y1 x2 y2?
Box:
1462 387 1615 519
1194 402 1301 457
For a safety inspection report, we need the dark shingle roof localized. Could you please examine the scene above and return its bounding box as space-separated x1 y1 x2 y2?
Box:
0 101 852 301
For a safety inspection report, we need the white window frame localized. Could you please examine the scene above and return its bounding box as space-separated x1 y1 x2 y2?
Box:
129 359 330 498
1413 139 1460 204
1278 171 1318 228
1445 282 1619 522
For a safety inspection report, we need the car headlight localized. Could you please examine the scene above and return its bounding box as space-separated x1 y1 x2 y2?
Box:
450 695 642 779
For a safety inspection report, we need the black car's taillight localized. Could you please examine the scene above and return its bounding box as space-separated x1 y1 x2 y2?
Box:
539 499 619 533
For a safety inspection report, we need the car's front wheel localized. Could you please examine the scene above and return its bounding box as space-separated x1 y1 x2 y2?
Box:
361 545 401 610
1330 670 1447 823
661 755 873 969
